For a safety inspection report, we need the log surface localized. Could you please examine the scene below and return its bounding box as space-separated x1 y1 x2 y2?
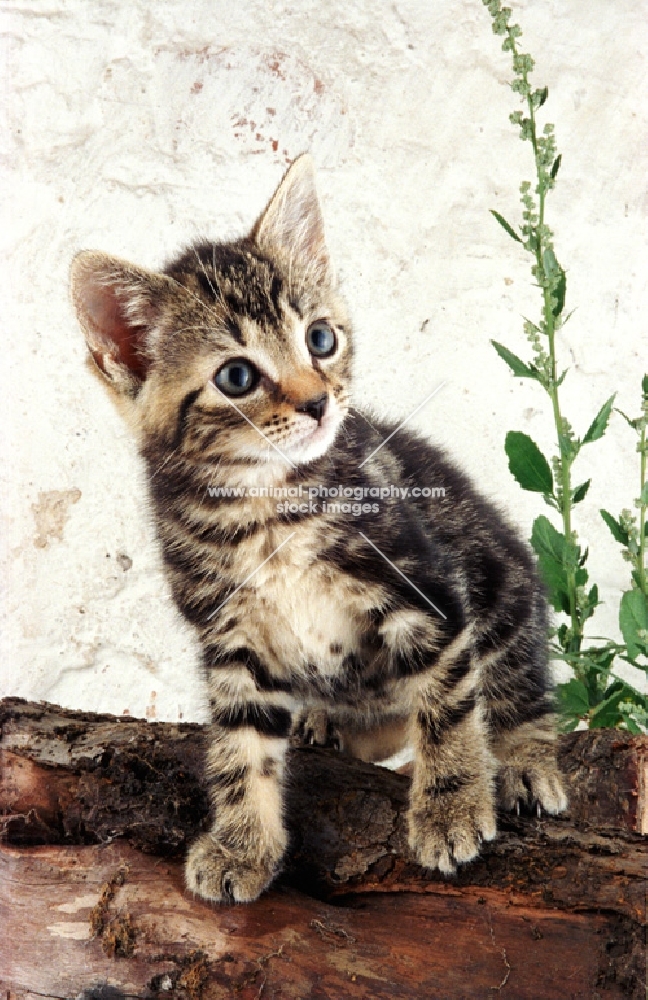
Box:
1 697 646 999
0 841 636 1000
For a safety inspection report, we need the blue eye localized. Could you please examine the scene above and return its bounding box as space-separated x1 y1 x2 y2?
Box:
214 359 258 396
306 321 336 358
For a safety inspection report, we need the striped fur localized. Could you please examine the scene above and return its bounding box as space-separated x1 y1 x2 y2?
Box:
70 154 566 903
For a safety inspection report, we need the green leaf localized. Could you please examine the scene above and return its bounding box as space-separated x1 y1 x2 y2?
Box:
589 686 626 728
557 678 588 716
620 589 648 660
491 341 540 380
505 432 553 493
600 509 629 547
621 714 642 734
556 623 568 649
555 368 568 387
543 246 558 276
572 480 591 505
615 408 638 430
490 210 523 244
640 482 648 505
550 153 562 179
543 249 566 317
582 394 616 444
538 86 548 107
552 269 566 317
643 374 648 396
531 515 570 610
531 515 569 566
587 645 616 673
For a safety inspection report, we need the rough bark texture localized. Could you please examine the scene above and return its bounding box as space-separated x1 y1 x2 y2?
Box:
1 698 646 999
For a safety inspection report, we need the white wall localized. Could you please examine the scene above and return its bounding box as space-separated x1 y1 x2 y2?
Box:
2 0 646 721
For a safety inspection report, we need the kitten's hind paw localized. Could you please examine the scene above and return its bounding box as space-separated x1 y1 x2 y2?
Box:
498 761 567 816
185 833 282 904
292 709 341 750
494 726 568 816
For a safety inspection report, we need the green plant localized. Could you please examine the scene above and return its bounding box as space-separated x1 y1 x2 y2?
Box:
480 0 648 731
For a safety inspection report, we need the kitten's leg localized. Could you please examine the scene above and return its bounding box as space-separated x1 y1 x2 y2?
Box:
408 644 498 874
480 593 567 816
492 716 567 815
185 660 293 903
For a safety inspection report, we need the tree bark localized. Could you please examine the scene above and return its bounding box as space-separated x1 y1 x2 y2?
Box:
1 697 646 999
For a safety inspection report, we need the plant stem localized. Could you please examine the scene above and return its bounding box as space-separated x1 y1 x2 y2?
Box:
522 52 582 661
638 417 647 597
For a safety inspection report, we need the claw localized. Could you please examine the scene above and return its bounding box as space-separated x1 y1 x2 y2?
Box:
516 800 520 817
536 801 542 819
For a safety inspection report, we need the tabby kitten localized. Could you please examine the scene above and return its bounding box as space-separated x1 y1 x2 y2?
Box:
71 155 566 903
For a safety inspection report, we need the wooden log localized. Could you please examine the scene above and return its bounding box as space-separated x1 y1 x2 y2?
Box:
1 697 646 998
0 841 638 1000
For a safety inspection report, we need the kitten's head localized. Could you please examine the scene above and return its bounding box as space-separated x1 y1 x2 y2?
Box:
70 155 351 468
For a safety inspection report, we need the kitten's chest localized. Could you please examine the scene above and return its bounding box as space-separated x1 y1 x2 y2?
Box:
254 562 360 676
233 529 378 680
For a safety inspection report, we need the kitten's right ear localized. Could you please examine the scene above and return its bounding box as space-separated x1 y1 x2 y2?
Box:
70 251 171 396
253 153 333 283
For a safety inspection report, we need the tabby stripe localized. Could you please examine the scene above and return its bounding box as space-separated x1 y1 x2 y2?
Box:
275 506 321 526
490 697 555 730
206 647 293 693
390 646 432 678
418 693 476 745
162 545 223 579
425 773 471 797
212 704 292 738
443 650 472 688
206 764 249 788
195 270 217 302
173 389 201 449
223 783 246 805
475 591 532 655
182 518 262 546
180 592 228 626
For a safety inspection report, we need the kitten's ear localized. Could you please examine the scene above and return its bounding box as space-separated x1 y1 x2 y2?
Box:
253 154 332 282
70 251 171 396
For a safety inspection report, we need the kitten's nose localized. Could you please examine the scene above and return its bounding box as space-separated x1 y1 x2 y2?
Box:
296 392 328 424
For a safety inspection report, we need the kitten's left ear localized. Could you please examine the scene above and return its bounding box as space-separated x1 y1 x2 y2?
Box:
253 153 333 283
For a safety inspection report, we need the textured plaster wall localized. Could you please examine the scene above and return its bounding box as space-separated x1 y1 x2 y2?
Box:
2 0 646 721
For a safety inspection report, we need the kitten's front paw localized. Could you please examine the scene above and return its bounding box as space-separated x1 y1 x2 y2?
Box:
408 780 497 874
185 833 283 903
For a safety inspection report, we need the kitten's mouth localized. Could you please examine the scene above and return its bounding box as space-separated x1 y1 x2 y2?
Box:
282 402 344 464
